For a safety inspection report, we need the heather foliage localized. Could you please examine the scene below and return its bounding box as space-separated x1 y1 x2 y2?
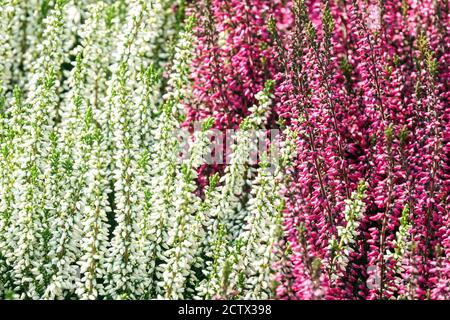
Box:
0 0 449 300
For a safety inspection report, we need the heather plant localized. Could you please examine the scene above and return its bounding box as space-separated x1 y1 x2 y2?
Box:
0 0 449 301
0 0 293 300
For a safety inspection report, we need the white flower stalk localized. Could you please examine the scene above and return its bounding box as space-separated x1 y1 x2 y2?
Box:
75 108 112 300
195 222 230 300
134 64 162 150
163 15 195 116
147 103 179 297
94 2 174 300
231 131 297 299
104 0 163 163
158 118 213 299
186 170 220 297
196 80 276 299
116 65 162 300
149 0 179 68
158 165 200 299
21 0 90 81
16 0 42 86
49 4 118 297
141 110 181 299
147 16 196 297
329 181 367 280
0 87 26 296
66 2 117 134
225 80 276 236
0 109 7 296
110 0 175 77
5 76 55 299
58 0 88 100
104 63 147 299
4 1 68 299
391 205 412 263
218 80 276 239
22 0 69 98
133 149 156 299
42 55 88 299
151 0 179 65
186 175 222 299
206 121 252 240
25 0 67 120
0 90 17 223
111 0 175 118
62 0 93 43
387 204 413 298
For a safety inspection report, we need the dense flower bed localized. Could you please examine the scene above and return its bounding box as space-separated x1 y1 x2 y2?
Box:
0 0 448 300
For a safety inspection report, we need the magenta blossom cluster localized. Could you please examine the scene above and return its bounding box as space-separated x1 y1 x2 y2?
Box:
186 0 450 299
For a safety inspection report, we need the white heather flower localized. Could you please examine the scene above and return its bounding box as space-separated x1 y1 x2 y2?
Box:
97 2 178 299
111 0 172 73
158 163 201 299
23 0 73 101
0 87 26 296
115 64 162 299
163 15 196 116
148 17 198 298
69 2 118 135
75 109 112 300
0 0 24 96
232 132 296 299
328 181 367 280
391 205 412 262
134 64 161 150
43 55 87 299
104 0 168 170
147 104 179 297
386 205 413 298
72 101 112 299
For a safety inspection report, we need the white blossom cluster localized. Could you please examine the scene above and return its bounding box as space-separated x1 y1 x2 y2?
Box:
0 0 291 300
387 204 414 298
194 81 292 300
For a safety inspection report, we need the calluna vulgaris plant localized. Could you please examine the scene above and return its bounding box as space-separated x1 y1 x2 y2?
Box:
0 0 449 300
